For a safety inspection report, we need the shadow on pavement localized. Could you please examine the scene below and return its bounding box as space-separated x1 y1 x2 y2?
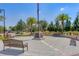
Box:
0 48 23 56
51 34 67 38
71 53 79 56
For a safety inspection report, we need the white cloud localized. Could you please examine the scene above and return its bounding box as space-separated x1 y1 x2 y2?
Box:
60 8 65 11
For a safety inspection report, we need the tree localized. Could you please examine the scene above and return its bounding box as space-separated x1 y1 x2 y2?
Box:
16 19 26 34
73 13 79 31
26 17 36 34
55 20 61 32
56 13 70 33
0 16 5 33
9 26 16 31
64 20 71 31
47 21 54 31
0 16 4 21
0 26 4 33
32 26 37 32
39 20 48 31
71 24 74 31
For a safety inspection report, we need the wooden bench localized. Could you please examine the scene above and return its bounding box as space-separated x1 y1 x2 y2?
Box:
2 39 28 52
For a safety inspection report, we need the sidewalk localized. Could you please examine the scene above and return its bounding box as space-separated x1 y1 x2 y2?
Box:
0 36 79 56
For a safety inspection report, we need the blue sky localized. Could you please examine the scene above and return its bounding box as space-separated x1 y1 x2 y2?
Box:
0 3 79 27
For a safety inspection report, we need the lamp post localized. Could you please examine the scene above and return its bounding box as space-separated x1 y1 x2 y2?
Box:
0 9 5 38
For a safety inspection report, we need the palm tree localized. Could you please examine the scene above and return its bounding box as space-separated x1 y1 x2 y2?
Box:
56 13 70 33
26 17 36 34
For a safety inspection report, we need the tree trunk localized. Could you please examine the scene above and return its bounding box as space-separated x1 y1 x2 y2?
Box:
61 21 64 33
30 25 32 35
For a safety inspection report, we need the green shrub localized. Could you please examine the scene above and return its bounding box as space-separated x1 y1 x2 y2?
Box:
0 35 8 40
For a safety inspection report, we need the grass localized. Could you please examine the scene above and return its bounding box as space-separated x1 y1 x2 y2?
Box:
0 31 79 40
42 31 79 36
15 31 79 36
0 35 8 40
16 32 31 36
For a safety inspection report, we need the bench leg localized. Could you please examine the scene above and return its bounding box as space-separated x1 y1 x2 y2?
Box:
27 44 28 51
27 46 28 51
3 46 5 51
23 48 24 53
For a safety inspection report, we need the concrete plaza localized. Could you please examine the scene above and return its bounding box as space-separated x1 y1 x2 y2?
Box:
0 36 79 56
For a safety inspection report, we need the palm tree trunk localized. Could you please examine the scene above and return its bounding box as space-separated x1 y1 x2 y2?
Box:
31 25 32 35
61 21 64 33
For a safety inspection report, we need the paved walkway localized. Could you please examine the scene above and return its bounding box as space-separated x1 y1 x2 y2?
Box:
0 36 79 56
